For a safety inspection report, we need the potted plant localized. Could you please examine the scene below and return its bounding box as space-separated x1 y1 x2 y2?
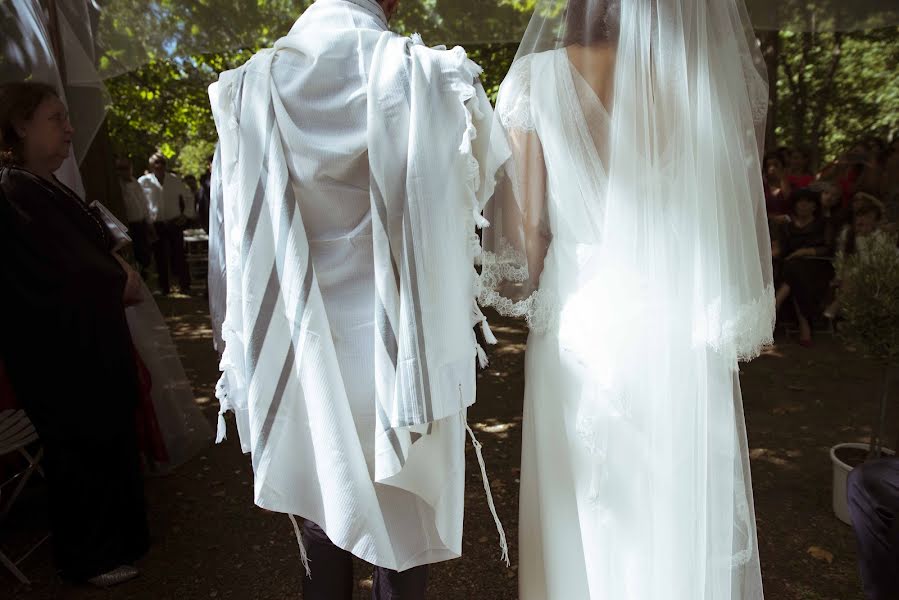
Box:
829 229 899 524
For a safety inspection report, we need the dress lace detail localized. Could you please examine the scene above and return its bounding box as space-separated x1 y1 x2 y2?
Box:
496 56 536 132
477 238 558 332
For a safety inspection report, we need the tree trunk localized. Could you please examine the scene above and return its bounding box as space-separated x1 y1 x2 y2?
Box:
759 30 780 151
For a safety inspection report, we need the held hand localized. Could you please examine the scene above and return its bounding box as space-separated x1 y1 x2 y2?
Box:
786 248 815 260
113 253 144 306
123 269 144 306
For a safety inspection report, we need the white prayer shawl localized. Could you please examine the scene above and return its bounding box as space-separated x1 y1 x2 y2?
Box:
126 281 212 468
208 0 505 571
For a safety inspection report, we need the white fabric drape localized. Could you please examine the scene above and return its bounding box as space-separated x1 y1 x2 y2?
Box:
481 0 773 597
0 0 84 196
208 0 504 571
126 281 212 468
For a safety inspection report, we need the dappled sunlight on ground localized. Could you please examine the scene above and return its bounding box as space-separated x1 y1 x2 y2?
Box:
4 301 887 599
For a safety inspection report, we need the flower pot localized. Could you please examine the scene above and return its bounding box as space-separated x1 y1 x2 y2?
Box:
830 442 896 525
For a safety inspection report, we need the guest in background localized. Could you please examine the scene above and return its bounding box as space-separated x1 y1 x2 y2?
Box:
116 157 155 279
139 152 194 295
811 180 851 238
787 146 815 190
821 142 882 207
183 173 199 228
764 150 791 224
824 195 887 320
197 154 213 233
841 194 889 257
773 188 835 346
0 81 149 587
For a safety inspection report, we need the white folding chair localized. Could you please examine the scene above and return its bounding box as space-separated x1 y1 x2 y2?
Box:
0 409 45 584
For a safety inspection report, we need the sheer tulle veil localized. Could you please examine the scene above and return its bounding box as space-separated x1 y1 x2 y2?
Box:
480 0 773 597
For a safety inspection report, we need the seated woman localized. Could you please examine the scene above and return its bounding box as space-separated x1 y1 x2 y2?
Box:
773 188 835 346
764 150 791 225
824 194 889 319
0 82 149 587
812 180 851 235
787 146 815 190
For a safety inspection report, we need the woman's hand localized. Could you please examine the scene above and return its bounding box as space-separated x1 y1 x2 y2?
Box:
112 253 144 306
786 247 816 260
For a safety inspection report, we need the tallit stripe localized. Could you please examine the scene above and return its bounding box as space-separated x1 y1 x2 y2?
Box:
375 298 398 367
401 202 434 423
247 265 280 375
252 177 301 461
241 106 275 269
253 255 314 470
375 397 406 467
253 342 295 472
371 181 402 291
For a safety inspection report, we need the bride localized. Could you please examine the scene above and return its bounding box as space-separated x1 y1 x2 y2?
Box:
480 0 774 598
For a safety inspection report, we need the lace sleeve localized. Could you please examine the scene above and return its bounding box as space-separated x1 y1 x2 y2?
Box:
478 238 557 332
496 56 536 132
478 114 557 333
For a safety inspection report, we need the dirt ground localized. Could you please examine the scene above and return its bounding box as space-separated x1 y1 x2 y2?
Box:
5 294 891 599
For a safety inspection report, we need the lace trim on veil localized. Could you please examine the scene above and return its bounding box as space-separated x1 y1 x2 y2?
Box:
693 283 776 363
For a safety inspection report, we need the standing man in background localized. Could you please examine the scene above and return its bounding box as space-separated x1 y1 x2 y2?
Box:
117 157 154 279
139 152 194 295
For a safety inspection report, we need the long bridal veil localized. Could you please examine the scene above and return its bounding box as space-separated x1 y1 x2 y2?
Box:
481 0 774 597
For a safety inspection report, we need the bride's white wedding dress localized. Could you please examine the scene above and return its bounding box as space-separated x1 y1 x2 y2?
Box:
480 3 775 598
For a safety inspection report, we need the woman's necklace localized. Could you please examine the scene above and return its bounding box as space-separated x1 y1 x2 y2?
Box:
17 167 110 246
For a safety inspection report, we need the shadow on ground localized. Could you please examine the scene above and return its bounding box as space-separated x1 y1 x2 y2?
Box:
4 296 880 599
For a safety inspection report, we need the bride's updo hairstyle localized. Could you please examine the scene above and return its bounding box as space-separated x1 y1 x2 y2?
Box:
563 0 621 46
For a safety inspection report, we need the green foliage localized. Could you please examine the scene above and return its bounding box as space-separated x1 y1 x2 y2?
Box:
178 138 217 178
101 2 899 176
777 27 899 164
835 231 899 366
106 49 253 174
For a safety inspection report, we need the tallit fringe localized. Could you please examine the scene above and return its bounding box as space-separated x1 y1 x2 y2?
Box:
287 514 312 579
465 424 511 567
214 375 230 443
476 344 489 368
451 47 503 372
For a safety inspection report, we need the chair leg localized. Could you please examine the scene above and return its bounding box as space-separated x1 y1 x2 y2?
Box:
0 450 41 520
0 549 30 585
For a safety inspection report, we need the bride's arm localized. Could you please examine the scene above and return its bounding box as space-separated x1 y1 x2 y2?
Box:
510 129 550 289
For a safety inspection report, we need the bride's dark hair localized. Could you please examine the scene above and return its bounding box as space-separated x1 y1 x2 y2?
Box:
563 0 621 46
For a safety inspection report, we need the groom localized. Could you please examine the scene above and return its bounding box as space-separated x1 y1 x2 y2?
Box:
208 0 507 598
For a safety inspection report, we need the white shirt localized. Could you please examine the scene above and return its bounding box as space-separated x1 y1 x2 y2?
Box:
138 172 195 223
120 179 150 223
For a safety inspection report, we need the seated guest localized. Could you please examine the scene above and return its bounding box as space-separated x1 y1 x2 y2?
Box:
787 146 815 190
847 457 899 600
825 195 890 319
764 151 791 223
0 82 149 587
773 188 835 346
811 179 851 238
